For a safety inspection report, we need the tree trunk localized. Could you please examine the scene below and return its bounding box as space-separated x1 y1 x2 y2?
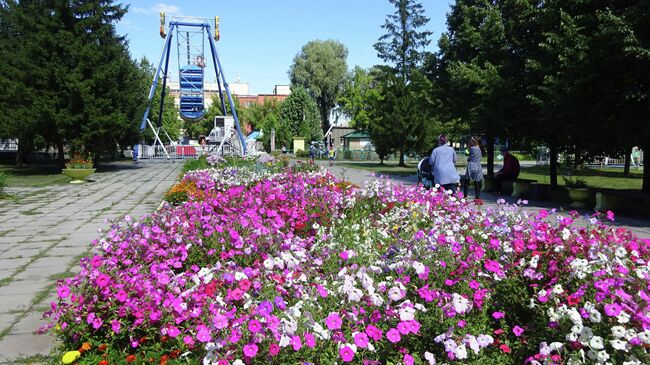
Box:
550 143 558 189
399 147 405 167
642 144 650 194
15 140 27 169
320 104 330 137
574 148 580 169
486 134 494 178
623 146 632 177
57 140 65 170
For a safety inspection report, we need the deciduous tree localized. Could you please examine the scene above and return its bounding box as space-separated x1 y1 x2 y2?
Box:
289 40 348 135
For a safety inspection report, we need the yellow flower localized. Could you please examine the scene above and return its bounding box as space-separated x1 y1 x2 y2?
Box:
62 350 81 364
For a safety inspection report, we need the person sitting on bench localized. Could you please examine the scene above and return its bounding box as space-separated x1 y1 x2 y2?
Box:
493 146 520 192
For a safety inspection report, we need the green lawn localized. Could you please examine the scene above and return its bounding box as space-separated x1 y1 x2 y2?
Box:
338 161 418 177
519 165 643 190
0 163 70 187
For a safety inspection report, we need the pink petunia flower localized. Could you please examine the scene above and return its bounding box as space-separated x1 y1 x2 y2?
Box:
365 325 383 341
604 303 622 317
269 343 280 356
404 353 414 365
248 319 262 333
354 332 369 348
196 325 212 343
513 325 524 337
326 312 342 330
57 285 70 299
397 321 410 335
304 332 316 348
492 311 505 319
243 343 258 357
183 335 195 347
291 335 302 351
386 328 401 343
339 346 355 362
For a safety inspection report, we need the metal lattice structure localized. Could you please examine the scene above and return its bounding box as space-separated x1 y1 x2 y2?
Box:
133 14 247 160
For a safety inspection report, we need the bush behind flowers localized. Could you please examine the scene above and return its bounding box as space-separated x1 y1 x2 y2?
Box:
43 160 650 365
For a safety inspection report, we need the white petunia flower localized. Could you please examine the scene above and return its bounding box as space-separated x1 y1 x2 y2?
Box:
617 311 631 324
611 326 626 339
454 344 468 360
452 293 471 314
477 334 494 347
589 336 604 350
388 286 403 301
424 351 437 365
610 339 628 351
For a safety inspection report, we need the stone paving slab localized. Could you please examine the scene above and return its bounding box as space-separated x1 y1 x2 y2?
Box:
0 161 182 362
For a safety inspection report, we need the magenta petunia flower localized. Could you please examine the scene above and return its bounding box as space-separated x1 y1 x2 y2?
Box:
183 335 195 346
354 332 369 348
167 325 180 338
268 343 280 356
95 273 110 287
56 285 69 299
248 319 262 333
339 346 354 362
291 335 302 351
196 325 212 343
513 325 524 337
492 311 505 319
111 319 120 334
386 328 401 343
397 321 410 335
404 353 414 365
326 312 342 330
115 289 127 303
212 313 228 329
365 325 383 341
304 332 316 348
243 343 258 357
604 303 623 317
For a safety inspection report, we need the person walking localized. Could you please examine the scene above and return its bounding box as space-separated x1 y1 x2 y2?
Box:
463 137 483 199
328 145 336 167
430 134 460 192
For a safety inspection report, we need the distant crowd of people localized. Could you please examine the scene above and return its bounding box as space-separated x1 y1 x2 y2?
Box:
424 134 520 200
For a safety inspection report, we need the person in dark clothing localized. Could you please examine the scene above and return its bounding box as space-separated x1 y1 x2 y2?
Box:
493 146 520 192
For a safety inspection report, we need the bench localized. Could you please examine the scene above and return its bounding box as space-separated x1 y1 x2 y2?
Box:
482 176 537 198
511 178 537 198
595 189 650 217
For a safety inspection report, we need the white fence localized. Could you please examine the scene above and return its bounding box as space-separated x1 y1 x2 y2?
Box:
0 139 18 151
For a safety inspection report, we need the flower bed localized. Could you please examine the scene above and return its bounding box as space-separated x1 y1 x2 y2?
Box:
43 157 650 364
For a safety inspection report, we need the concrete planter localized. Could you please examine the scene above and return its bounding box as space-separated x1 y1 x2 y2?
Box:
62 168 96 184
568 187 590 209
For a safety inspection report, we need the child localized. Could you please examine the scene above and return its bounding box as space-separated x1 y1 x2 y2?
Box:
328 146 336 167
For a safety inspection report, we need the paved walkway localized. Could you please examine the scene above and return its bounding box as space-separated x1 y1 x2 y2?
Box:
322 161 650 239
0 161 182 363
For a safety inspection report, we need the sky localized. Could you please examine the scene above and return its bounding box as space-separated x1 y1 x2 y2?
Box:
116 1 454 95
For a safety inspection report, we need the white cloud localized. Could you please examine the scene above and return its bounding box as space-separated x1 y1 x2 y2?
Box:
153 3 182 15
130 3 182 16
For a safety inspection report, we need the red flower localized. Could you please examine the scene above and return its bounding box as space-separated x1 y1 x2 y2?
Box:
567 294 581 306
499 344 511 353
126 354 137 363
98 360 109 365
204 281 217 297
